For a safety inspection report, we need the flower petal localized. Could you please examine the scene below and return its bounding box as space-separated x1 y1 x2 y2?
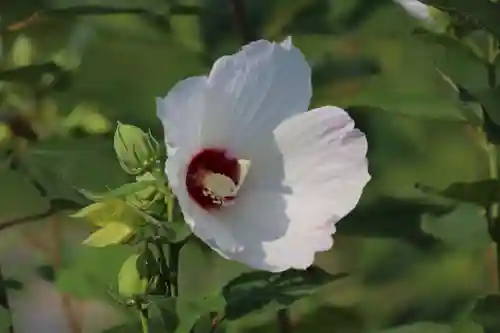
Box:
156 76 207 152
273 106 370 219
199 37 312 151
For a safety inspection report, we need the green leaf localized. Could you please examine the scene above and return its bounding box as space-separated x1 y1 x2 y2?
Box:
420 0 500 40
78 180 158 201
56 245 135 299
83 222 135 247
476 86 500 127
376 322 453 333
473 294 500 332
419 180 500 206
149 295 224 333
421 203 491 249
114 122 161 175
71 199 143 227
117 254 148 298
222 267 345 320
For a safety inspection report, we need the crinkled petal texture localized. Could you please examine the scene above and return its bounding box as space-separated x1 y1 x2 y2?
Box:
157 38 370 272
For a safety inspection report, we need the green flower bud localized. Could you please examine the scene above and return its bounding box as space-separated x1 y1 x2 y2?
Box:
118 254 149 298
114 122 160 175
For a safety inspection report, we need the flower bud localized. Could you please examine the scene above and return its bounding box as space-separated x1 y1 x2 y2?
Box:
114 122 161 175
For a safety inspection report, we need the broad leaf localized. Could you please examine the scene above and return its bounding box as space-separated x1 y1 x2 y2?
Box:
78 180 157 201
222 267 346 320
56 245 134 299
421 203 491 250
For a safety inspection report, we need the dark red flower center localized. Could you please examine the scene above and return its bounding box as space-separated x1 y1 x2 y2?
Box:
186 148 240 210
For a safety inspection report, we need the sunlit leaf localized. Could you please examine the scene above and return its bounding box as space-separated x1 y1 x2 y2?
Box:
83 222 135 247
71 199 142 227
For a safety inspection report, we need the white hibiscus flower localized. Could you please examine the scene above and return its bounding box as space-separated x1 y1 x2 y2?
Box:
156 37 370 272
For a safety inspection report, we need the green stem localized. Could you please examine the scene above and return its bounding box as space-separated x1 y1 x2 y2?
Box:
154 239 171 296
138 304 149 333
168 242 182 297
486 33 500 291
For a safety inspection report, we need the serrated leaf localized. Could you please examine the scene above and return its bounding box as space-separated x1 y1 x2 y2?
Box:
56 245 135 299
421 203 491 249
83 222 134 247
222 267 345 320
473 294 500 332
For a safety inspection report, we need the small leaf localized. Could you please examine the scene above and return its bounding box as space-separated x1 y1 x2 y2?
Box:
473 294 500 332
78 180 158 201
71 199 142 227
222 267 345 320
117 254 148 298
114 122 160 175
83 222 134 247
421 203 491 249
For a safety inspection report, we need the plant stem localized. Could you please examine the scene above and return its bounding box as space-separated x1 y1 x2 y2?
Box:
0 264 14 333
154 239 171 296
486 33 500 291
168 242 182 297
138 304 150 333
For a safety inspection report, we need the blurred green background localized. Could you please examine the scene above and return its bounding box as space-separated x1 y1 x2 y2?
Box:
0 0 496 332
